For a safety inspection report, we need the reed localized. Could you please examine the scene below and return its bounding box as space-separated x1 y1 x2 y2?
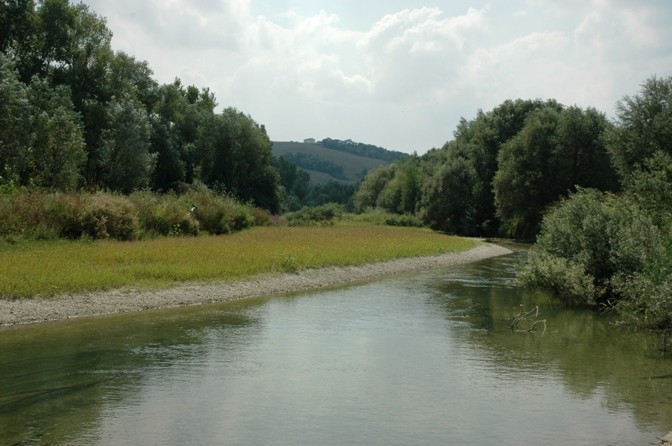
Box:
0 223 478 298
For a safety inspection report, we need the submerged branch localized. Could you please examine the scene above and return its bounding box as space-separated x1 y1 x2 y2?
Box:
511 305 546 336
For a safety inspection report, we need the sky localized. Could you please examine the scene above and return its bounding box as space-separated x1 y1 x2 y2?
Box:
79 0 672 154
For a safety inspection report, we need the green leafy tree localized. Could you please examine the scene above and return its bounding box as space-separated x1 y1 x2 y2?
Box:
277 156 310 211
421 152 478 233
25 77 85 189
375 156 421 214
494 105 616 238
0 53 32 184
198 108 281 212
608 75 672 180
101 94 155 193
625 151 672 228
354 165 394 211
494 106 560 238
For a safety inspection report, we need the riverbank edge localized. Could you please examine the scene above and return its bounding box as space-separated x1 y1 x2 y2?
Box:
0 242 513 327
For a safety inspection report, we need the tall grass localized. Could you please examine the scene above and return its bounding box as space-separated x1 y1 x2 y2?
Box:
0 223 478 298
0 187 268 241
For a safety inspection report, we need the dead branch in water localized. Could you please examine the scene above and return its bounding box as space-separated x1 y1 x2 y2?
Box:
511 305 547 336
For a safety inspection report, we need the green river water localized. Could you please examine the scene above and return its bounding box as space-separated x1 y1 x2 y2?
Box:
1 246 670 445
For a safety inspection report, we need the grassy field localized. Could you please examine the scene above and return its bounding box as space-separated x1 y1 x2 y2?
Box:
0 223 478 298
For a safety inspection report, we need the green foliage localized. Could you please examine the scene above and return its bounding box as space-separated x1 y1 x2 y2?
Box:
285 203 344 226
421 153 477 234
624 150 672 228
494 105 617 239
516 250 596 303
101 94 155 193
0 1 282 212
187 187 253 235
375 157 422 215
351 208 423 227
354 165 394 211
518 189 662 304
128 191 199 237
198 108 281 213
610 225 672 330
409 99 557 236
0 188 257 241
607 75 672 180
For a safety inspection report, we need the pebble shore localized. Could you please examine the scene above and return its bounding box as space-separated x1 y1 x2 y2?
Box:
0 242 512 326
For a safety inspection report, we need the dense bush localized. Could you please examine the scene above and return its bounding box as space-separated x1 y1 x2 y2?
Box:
351 208 423 227
285 203 344 226
517 188 662 304
0 187 258 240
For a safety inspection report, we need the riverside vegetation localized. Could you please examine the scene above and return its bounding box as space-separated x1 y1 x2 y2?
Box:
0 200 475 298
0 1 670 331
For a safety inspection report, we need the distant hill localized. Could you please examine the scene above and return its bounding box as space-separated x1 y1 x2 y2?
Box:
272 139 406 185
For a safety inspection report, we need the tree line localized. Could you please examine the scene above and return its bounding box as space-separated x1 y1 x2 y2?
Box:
0 0 281 211
357 76 672 329
355 98 622 239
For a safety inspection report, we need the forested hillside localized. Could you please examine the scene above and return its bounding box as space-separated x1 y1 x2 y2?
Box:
272 141 399 185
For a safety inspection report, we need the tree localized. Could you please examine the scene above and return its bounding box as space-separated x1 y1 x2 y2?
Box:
494 106 560 238
625 151 672 228
354 165 394 211
198 108 281 212
0 53 84 189
608 76 672 180
494 105 617 239
101 94 155 193
25 77 85 189
421 153 478 233
417 99 557 236
0 53 32 184
277 156 310 211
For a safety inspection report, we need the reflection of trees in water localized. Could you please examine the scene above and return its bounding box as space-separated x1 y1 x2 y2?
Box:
0 302 262 445
425 251 672 432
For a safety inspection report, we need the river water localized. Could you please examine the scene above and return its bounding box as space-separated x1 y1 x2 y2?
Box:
1 246 670 445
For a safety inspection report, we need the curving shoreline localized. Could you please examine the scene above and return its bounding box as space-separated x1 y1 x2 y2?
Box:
0 243 512 327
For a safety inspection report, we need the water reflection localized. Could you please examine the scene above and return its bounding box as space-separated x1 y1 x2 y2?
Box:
1 247 670 445
424 245 672 434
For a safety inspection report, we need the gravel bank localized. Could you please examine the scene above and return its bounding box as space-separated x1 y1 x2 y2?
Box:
0 242 512 326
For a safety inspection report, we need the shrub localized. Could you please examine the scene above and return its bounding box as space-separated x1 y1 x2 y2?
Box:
352 208 423 227
129 192 199 237
518 188 662 305
285 203 344 226
0 187 258 241
516 251 597 304
186 188 253 234
50 193 140 240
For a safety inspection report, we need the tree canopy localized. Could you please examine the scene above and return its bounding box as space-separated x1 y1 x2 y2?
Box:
0 0 282 212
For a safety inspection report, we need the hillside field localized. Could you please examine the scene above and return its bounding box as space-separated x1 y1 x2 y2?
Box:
272 141 391 184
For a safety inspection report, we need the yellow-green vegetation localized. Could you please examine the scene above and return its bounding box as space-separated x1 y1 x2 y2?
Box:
0 223 478 298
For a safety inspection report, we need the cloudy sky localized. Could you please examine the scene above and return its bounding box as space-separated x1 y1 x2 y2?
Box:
80 0 671 154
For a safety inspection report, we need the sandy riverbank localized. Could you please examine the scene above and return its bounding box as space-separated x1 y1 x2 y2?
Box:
0 242 512 326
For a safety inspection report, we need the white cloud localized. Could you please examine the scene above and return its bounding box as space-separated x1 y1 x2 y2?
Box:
80 0 672 153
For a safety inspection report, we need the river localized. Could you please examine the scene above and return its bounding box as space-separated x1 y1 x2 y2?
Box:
1 246 670 445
